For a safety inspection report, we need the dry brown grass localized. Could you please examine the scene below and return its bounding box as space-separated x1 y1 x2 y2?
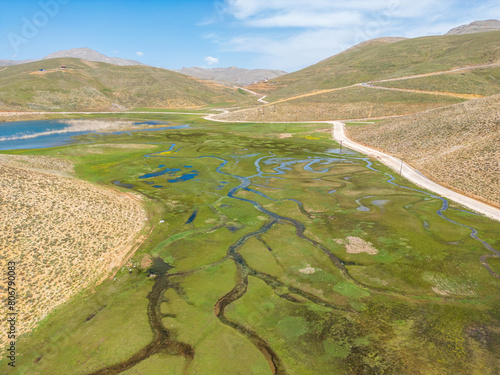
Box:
0 158 146 349
349 94 500 207
216 87 462 122
85 143 158 154
0 154 74 176
0 112 54 123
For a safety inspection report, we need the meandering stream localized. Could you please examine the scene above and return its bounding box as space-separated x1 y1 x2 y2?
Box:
91 142 499 374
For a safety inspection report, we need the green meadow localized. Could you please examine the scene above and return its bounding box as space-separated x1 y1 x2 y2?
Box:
2 114 499 374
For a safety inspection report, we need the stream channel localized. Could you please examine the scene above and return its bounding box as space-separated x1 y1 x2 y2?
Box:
90 143 499 374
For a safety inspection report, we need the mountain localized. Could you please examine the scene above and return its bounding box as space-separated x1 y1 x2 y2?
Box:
445 19 500 35
0 48 144 67
173 66 287 86
0 58 255 111
219 31 500 122
42 48 144 66
349 94 500 207
248 31 500 102
0 59 36 67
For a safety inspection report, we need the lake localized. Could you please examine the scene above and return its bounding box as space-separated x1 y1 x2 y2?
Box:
0 120 186 150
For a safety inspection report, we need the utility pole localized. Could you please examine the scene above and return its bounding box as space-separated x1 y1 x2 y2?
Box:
399 161 403 176
339 140 343 155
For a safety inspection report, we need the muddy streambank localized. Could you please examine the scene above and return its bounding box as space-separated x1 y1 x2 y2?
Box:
88 258 194 375
88 144 499 374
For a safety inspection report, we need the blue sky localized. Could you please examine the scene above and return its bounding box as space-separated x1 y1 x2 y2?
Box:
1 0 499 72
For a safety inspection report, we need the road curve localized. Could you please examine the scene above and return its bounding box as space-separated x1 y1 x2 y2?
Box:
235 86 269 104
3 108 497 222
332 121 500 222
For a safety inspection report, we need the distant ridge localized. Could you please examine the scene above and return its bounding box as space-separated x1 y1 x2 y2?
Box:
0 48 144 67
445 19 500 35
42 48 144 66
173 66 287 86
0 59 36 67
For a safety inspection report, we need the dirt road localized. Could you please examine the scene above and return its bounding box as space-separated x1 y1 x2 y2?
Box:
229 62 499 109
358 83 484 100
371 62 500 84
235 86 269 104
332 121 500 222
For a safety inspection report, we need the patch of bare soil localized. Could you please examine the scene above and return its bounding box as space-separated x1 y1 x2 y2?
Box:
336 236 379 255
299 265 317 274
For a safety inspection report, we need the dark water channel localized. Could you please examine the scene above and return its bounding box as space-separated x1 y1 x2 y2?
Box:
90 143 499 374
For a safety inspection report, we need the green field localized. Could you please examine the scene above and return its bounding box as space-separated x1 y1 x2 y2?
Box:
264 31 500 101
2 114 499 374
379 67 500 96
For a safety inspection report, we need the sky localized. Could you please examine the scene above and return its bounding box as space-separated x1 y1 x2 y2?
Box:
0 0 499 72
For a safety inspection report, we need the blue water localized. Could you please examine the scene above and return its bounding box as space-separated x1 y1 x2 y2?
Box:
0 120 87 150
0 120 68 139
133 121 169 125
111 138 500 279
0 120 190 150
139 168 181 179
167 173 199 183
185 210 198 224
113 181 134 189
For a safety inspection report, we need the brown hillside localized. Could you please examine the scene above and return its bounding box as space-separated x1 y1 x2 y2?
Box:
348 95 500 207
0 58 255 111
216 86 463 122
0 156 147 348
262 31 500 102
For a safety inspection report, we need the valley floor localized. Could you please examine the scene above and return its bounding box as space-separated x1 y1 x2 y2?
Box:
1 117 498 374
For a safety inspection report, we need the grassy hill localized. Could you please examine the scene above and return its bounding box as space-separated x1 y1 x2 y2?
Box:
378 66 500 96
250 31 500 102
0 58 255 111
348 95 500 207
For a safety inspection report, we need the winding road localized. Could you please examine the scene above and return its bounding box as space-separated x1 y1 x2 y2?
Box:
235 86 269 104
220 62 499 113
332 121 500 222
357 83 484 100
204 111 500 223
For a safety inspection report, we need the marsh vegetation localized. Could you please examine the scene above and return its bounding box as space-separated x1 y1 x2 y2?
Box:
1 117 497 374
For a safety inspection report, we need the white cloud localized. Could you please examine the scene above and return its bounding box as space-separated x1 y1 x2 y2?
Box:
210 0 500 70
221 28 353 71
247 10 362 28
224 0 449 21
204 56 220 65
136 51 144 56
